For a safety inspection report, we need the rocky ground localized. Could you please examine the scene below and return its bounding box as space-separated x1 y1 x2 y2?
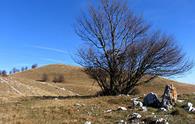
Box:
0 94 194 124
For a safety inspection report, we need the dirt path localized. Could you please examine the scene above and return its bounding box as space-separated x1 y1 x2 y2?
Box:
0 76 78 97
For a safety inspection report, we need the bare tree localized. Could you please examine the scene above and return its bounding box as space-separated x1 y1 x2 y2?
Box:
75 0 193 95
21 67 25 72
12 68 17 74
9 71 12 75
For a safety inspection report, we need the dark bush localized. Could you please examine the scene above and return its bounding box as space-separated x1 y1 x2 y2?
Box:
52 74 65 83
58 74 65 83
31 64 38 69
2 70 7 77
41 73 48 82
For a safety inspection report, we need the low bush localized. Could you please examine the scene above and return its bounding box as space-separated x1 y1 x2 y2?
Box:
41 73 48 82
52 74 65 83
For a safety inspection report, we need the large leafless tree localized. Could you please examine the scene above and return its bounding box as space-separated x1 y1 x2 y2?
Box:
75 0 193 95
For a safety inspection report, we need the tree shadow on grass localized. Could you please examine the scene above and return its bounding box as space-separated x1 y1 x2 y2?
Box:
31 95 98 100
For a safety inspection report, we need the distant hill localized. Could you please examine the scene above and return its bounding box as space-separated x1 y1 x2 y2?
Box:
13 64 92 84
12 64 99 96
13 64 195 95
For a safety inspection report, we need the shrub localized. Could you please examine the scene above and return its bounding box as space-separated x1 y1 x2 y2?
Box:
31 64 38 69
58 75 65 83
52 74 65 83
41 73 48 82
2 70 7 77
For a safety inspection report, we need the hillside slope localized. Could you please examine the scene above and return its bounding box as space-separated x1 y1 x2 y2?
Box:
0 76 78 99
13 64 195 95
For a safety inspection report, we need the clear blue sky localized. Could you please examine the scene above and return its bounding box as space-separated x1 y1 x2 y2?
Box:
0 0 194 84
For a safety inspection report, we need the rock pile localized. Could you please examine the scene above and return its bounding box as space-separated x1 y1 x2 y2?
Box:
143 84 178 111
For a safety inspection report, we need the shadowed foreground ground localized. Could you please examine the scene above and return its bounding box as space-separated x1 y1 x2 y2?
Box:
0 94 195 124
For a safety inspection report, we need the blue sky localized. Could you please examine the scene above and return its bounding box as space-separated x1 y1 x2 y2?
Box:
0 0 194 84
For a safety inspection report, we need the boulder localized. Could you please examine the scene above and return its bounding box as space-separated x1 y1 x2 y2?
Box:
161 85 172 109
170 84 177 105
161 84 177 109
143 92 161 108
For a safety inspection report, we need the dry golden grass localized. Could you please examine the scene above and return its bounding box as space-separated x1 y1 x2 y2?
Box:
0 95 194 124
137 77 195 95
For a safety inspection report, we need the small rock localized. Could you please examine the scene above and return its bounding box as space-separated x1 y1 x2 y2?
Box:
54 98 58 100
117 120 127 124
118 94 130 97
133 100 143 107
118 94 124 96
187 102 195 112
141 106 147 112
118 106 127 111
187 102 193 107
74 103 82 107
60 87 65 91
139 102 143 107
131 113 142 119
160 107 167 112
133 100 138 105
156 118 169 124
104 109 112 113
74 103 85 107
131 97 140 101
177 100 184 103
84 121 91 124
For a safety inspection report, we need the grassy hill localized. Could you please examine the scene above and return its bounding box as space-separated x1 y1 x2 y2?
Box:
13 64 195 95
12 64 99 96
